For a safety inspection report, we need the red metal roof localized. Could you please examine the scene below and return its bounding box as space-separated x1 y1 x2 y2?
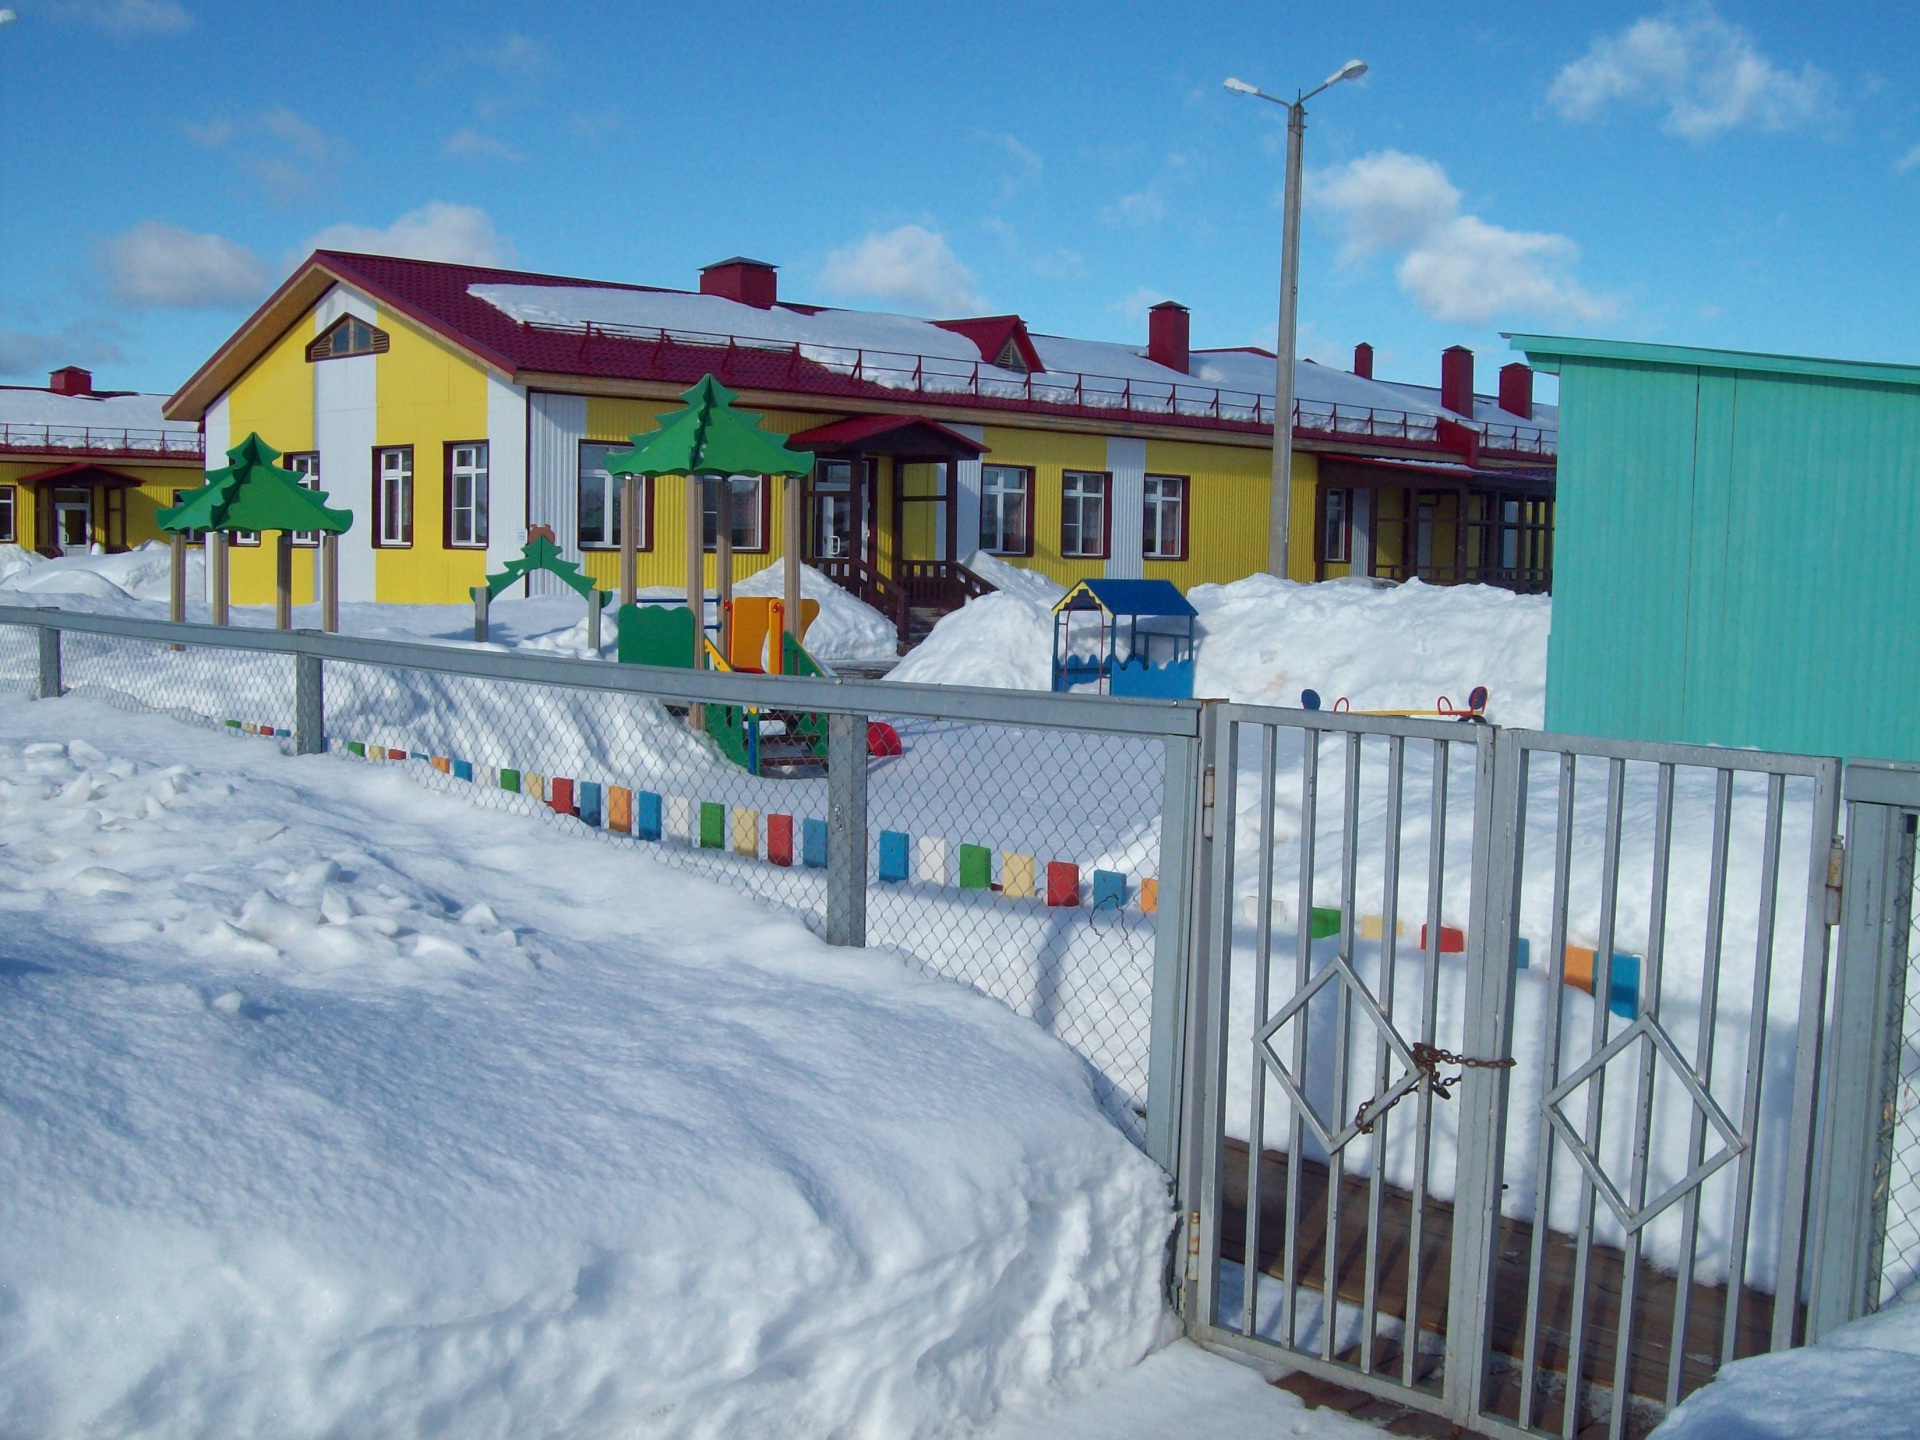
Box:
787 414 988 456
929 315 1044 373
13 462 153 488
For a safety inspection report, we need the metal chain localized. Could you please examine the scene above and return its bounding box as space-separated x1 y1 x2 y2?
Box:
1352 1042 1516 1135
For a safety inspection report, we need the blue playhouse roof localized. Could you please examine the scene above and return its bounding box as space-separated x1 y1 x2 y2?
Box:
1054 578 1197 618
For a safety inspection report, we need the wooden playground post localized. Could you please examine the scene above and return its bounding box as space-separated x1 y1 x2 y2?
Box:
783 474 802 657
619 473 639 607
685 473 705 730
715 478 734 660
167 531 186 623
274 532 293 629
320 533 339 633
209 531 230 626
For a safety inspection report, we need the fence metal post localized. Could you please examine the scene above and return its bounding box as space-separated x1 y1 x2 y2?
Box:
1807 760 1920 1338
825 711 868 947
34 624 61 700
294 649 325 756
1144 707 1207 1176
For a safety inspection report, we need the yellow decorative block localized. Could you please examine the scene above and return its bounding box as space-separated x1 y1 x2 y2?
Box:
1002 853 1036 899
732 807 759 857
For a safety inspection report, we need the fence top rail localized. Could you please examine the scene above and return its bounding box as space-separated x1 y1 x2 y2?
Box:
1215 699 1500 746
1843 757 1920 808
1508 726 1842 779
0 604 1203 739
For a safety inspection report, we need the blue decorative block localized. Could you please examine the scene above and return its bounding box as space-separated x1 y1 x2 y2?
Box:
577 781 602 828
635 790 663 842
1515 937 1532 969
802 817 828 869
1092 869 1128 911
878 830 909 883
1607 953 1641 1019
452 759 473 782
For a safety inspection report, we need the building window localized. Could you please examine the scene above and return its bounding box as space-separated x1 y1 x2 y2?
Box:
169 490 207 545
979 464 1032 556
374 446 413 547
1060 470 1110 559
283 451 321 547
306 314 390 362
1143 474 1188 560
701 475 766 552
446 442 489 549
0 485 14 544
578 441 650 550
1322 487 1352 563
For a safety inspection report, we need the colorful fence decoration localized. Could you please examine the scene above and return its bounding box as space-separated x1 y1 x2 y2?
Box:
319 735 1166 917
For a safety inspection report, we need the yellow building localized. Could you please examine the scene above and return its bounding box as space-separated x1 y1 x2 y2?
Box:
165 252 1557 633
0 367 205 556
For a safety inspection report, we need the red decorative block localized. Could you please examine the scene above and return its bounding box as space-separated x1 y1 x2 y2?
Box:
1046 861 1080 907
550 777 575 815
1419 923 1467 953
867 722 902 758
767 813 794 867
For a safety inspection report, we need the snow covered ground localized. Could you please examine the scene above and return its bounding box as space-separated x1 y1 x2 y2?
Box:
0 695 1177 1439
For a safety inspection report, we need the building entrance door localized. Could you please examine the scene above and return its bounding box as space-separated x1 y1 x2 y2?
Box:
53 490 91 555
807 458 875 566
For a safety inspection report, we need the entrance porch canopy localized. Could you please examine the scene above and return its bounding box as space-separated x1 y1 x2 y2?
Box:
786 414 987 459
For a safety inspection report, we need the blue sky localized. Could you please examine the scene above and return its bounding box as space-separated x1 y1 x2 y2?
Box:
1 0 1916 398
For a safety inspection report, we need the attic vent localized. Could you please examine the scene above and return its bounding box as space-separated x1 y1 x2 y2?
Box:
992 337 1028 373
306 314 390 363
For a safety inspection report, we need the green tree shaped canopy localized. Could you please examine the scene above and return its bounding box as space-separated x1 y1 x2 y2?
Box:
158 433 353 536
605 375 814 480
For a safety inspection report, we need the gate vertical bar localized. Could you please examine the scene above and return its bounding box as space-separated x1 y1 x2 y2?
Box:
1191 709 1241 1334
1145 726 1205 1174
825 711 868 947
34 623 61 700
1808 761 1920 1337
294 651 325 755
1241 724 1279 1338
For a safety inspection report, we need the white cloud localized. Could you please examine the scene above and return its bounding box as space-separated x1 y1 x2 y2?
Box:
183 107 344 203
818 225 981 314
1895 144 1920 174
0 327 68 377
304 203 513 267
98 221 271 309
1109 286 1174 326
1549 4 1828 139
1102 189 1166 226
46 0 190 37
470 32 551 83
445 128 523 162
1310 150 1615 326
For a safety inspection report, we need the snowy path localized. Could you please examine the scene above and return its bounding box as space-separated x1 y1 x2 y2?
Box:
0 695 1179 1439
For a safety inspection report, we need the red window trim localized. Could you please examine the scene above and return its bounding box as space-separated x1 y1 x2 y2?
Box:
577 440 656 553
980 463 1035 558
1060 468 1113 561
1143 472 1190 562
442 439 490 550
0 484 16 545
1320 485 1353 564
372 444 414 549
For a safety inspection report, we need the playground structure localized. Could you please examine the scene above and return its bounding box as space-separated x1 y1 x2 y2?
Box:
1050 579 1197 699
156 433 352 630
472 527 612 647
1299 684 1490 722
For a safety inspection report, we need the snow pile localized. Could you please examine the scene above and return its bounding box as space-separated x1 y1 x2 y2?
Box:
894 568 1550 727
0 544 43 585
0 698 1174 1439
0 539 202 605
733 558 898 662
1651 1303 1920 1439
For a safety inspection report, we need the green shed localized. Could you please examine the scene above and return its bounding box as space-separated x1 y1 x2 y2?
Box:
1510 334 1920 762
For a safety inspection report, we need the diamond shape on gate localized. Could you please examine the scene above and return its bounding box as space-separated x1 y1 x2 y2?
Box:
1542 1015 1747 1235
1255 954 1420 1154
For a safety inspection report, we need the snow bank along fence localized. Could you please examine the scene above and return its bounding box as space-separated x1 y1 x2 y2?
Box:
0 605 1203 1162
5 607 1916 1439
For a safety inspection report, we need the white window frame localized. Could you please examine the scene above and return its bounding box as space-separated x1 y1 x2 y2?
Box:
578 441 647 550
284 451 321 547
701 475 765 553
1060 470 1108 559
1323 487 1352 564
1143 473 1187 560
447 442 489 549
979 464 1031 556
376 446 412 548
0 485 14 544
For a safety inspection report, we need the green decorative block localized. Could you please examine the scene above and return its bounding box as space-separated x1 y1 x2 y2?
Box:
499 768 522 793
346 740 364 756
699 801 725 849
1310 906 1343 939
958 844 992 890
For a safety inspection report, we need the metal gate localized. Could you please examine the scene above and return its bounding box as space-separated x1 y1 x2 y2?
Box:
1178 705 1845 1439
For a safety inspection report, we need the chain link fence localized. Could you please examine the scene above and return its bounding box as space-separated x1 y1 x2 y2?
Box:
1875 817 1920 1305
0 610 1199 1149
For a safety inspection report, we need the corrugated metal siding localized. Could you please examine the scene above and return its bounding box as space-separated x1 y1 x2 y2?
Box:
1546 356 1920 761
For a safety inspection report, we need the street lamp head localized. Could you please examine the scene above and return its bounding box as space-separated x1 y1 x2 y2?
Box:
1223 77 1259 96
1326 58 1368 87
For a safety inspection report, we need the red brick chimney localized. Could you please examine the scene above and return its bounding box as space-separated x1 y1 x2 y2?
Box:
1497 362 1533 420
699 257 778 308
1147 301 1189 374
1440 346 1475 416
1352 342 1374 379
49 366 93 397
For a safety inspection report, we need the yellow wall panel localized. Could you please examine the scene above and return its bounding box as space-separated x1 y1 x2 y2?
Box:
977 425 1106 587
0 462 198 556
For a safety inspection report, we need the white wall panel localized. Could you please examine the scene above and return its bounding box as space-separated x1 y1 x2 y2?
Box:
200 394 230 602
526 391 586 595
486 375 528 576
313 289 378 602
1106 435 1145 579
952 422 984 559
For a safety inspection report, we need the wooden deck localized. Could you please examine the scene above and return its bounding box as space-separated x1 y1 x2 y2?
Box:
1217 1139 1794 1437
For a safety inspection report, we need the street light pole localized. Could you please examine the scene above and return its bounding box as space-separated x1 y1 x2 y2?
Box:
1227 61 1367 579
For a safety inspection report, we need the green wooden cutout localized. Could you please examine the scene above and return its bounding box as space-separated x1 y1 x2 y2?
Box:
159 432 353 536
616 603 698 667
482 528 611 603
605 375 815 480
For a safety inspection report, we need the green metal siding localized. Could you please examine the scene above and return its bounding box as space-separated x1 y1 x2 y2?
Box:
1542 353 1920 762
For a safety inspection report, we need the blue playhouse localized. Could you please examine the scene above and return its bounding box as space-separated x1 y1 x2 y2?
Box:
1051 579 1197 699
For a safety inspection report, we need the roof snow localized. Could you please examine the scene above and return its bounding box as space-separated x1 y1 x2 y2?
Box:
0 386 199 437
